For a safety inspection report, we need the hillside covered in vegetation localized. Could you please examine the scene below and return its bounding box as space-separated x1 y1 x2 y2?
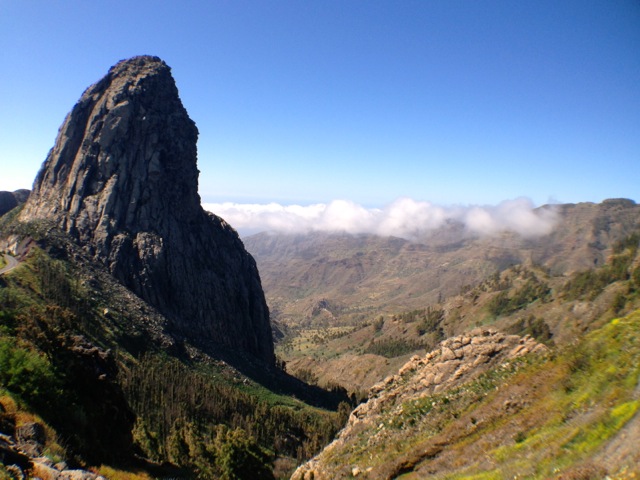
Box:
2 199 639 479
0 209 349 479
294 309 640 479
1 57 637 478
0 55 350 479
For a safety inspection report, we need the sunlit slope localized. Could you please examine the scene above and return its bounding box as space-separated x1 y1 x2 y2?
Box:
293 310 640 479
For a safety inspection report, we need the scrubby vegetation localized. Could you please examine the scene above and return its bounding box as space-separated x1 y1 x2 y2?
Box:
0 242 345 478
3 212 639 478
124 354 342 466
487 274 551 317
506 314 554 344
316 310 640 479
0 336 58 403
563 233 639 301
364 337 424 358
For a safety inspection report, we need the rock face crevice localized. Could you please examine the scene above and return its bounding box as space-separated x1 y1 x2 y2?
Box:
20 56 274 363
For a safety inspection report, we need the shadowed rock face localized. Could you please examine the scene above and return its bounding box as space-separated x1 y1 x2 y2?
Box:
20 56 274 363
0 190 29 217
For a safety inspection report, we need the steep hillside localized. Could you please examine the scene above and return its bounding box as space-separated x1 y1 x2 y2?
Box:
293 310 640 479
245 199 640 328
0 207 348 479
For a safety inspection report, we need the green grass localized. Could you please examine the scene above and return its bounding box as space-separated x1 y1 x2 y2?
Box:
449 312 639 478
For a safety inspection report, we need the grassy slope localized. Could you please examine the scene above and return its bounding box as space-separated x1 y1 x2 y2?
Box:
313 310 640 479
407 311 640 479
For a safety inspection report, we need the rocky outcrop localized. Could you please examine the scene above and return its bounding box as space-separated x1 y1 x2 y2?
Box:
19 56 273 363
0 408 107 480
292 329 547 479
347 329 546 424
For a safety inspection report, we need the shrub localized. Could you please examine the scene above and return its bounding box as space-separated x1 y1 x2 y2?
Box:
214 426 274 480
0 337 58 401
364 337 423 358
372 316 384 333
416 307 444 336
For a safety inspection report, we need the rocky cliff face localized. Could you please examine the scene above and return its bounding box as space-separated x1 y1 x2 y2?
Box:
20 56 274 363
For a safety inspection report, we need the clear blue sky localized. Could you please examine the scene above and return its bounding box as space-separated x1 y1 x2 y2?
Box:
1 1 639 207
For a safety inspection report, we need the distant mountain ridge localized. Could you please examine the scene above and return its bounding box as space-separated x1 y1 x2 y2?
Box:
281 200 640 479
244 199 640 327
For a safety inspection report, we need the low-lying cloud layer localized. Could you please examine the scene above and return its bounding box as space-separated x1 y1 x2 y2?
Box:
203 197 557 239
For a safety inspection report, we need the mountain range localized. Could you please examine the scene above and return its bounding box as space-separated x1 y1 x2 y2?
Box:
245 198 639 328
0 54 639 479
245 203 640 478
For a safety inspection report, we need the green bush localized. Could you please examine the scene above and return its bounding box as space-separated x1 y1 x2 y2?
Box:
507 315 553 344
364 337 423 358
416 307 444 336
563 233 640 301
372 316 384 333
0 336 58 401
214 426 274 480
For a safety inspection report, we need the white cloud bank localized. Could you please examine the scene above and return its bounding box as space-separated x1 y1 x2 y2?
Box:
203 197 557 239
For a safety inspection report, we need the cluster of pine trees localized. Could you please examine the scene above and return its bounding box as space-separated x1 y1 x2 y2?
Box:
123 354 344 470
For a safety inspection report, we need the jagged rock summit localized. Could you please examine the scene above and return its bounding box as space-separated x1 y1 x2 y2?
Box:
20 55 274 362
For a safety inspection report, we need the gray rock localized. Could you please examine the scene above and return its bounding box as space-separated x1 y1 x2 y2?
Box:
15 422 45 446
15 422 46 457
20 56 274 363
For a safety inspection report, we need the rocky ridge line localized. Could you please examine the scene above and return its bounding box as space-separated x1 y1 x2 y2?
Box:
292 328 547 479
